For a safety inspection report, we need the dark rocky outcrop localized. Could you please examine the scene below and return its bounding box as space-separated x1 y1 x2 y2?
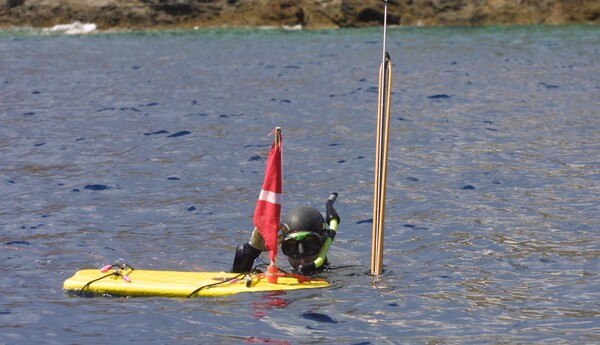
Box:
1 0 599 30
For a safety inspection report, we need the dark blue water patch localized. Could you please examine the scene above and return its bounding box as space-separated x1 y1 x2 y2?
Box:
402 224 429 231
357 219 373 224
22 112 35 116
406 176 419 182
248 155 262 161
396 117 410 121
84 184 111 191
302 312 337 323
97 107 116 112
5 241 31 246
34 142 45 147
167 131 191 138
132 65 141 70
462 185 476 190
143 102 159 107
328 143 340 147
167 177 180 181
71 188 80 192
187 206 196 212
329 87 363 98
366 86 378 93
219 113 245 118
0 310 10 315
120 107 141 112
486 127 499 131
427 94 451 99
144 130 169 136
32 90 40 95
186 112 208 117
270 98 291 104
284 65 301 69
539 82 559 89
337 160 346 163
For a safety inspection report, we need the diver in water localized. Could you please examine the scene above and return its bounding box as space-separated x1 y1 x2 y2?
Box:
232 193 340 275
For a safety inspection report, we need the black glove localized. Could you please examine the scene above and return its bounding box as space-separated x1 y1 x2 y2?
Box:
325 192 340 225
231 242 261 273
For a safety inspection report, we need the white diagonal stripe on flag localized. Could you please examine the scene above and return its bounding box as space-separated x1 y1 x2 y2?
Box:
258 189 282 205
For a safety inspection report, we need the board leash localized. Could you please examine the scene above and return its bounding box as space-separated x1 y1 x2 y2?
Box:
186 268 327 298
77 264 135 296
186 273 245 298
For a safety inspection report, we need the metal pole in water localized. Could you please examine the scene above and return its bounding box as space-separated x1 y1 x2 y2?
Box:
371 0 393 276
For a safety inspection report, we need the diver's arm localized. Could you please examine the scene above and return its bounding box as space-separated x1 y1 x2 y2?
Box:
249 224 288 250
232 224 286 273
231 227 262 273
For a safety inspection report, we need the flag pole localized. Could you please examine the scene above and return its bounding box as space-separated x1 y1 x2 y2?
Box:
271 126 281 267
371 0 392 276
254 127 283 282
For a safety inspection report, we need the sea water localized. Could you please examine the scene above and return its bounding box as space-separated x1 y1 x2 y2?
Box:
1 25 599 344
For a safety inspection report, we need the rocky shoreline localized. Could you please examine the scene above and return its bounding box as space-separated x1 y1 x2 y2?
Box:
1 0 599 30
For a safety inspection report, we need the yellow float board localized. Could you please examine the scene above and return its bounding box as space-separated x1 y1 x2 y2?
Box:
63 269 329 298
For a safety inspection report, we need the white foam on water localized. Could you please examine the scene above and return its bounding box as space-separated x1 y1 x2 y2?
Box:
44 21 97 35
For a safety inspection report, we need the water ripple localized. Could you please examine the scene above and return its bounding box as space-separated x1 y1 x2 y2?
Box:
1 25 599 344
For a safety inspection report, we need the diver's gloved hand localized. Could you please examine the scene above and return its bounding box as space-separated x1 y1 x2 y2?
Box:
231 242 261 273
326 192 340 225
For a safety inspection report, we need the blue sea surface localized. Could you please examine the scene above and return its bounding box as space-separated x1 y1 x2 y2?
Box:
1 25 599 344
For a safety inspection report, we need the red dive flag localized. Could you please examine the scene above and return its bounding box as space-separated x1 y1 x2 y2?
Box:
253 128 283 262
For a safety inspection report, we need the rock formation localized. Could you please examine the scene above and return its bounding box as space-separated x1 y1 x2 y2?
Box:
1 0 599 29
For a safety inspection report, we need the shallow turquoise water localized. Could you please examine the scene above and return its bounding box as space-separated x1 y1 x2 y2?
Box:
1 25 599 344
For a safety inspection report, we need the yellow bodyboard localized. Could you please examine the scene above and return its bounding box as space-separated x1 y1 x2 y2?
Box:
63 268 330 298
